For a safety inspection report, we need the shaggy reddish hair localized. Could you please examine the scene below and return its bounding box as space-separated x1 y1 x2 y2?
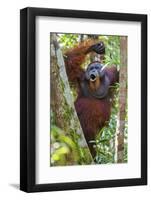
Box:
64 39 118 157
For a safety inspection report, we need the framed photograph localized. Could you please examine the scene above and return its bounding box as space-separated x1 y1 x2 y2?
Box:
20 7 147 192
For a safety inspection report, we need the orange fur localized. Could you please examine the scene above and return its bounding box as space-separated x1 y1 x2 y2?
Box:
64 40 98 84
89 77 101 92
63 39 118 158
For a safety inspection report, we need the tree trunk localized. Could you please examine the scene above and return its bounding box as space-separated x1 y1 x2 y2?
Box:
115 36 127 163
50 33 93 165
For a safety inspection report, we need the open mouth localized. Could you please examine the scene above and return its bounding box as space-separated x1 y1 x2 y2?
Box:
90 74 97 82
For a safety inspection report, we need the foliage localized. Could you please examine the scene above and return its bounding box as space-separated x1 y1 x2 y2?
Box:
58 33 79 50
99 35 120 69
124 103 128 162
50 122 92 166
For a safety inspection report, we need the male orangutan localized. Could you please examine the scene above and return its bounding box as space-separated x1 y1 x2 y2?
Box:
64 40 118 157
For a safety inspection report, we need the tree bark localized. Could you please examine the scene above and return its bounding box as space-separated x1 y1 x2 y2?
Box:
115 36 127 163
50 33 93 165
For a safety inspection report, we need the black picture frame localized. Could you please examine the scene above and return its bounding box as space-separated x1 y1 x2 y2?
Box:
20 7 147 193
